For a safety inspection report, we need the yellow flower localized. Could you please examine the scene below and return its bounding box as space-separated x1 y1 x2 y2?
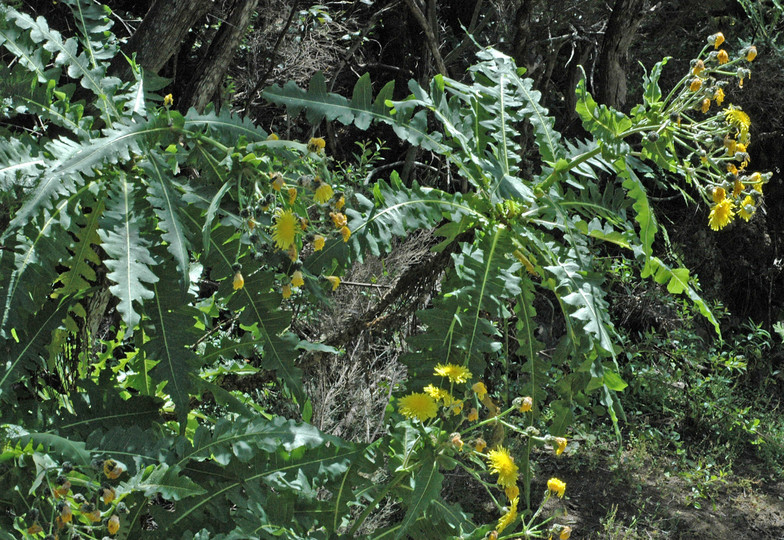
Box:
689 78 702 92
341 226 351 242
288 187 297 205
472 381 487 400
108 514 120 535
434 363 473 383
449 399 464 415
334 195 345 210
267 132 279 141
519 396 533 413
300 217 308 230
547 477 567 498
712 186 726 203
474 437 487 453
496 497 518 534
724 105 751 143
326 275 340 291
733 179 744 197
709 199 735 231
717 49 729 64
100 485 116 505
103 459 123 479
487 446 519 488
711 32 725 48
272 209 297 250
505 484 520 501
398 392 438 421
314 234 326 251
232 272 244 291
739 195 755 221
747 45 757 62
714 87 725 105
467 407 479 421
291 270 304 288
163 93 173 107
554 437 568 455
59 501 73 523
282 283 292 298
330 212 347 229
560 525 573 539
314 182 334 204
307 137 326 153
271 172 285 191
701 98 710 113
691 59 704 75
27 523 43 534
423 384 453 405
287 244 298 262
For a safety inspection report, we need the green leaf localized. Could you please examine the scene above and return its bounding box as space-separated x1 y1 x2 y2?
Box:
99 174 159 334
395 454 444 539
123 463 207 501
575 76 632 159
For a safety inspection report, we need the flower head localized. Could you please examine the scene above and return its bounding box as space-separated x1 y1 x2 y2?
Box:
267 132 279 141
434 363 472 383
467 407 479 421
398 392 438 421
272 209 298 250
474 437 487 453
505 484 520 501
739 195 755 221
496 497 518 533
103 459 123 479
712 186 726 203
714 87 725 105
559 525 573 539
314 234 326 251
330 212 347 229
709 199 735 231
746 45 757 62
724 105 751 143
487 446 519 488
307 137 326 153
717 49 729 64
547 477 567 498
108 514 120 534
450 432 464 451
689 78 702 92
472 381 487 400
701 98 711 113
710 32 725 48
519 396 533 413
271 172 285 191
554 437 568 455
326 275 340 291
291 270 305 288
163 94 173 107
334 195 346 210
341 225 351 242
282 283 292 299
315 182 334 204
691 59 705 76
288 187 298 205
423 384 453 405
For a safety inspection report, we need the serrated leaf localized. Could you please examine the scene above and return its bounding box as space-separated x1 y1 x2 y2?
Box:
99 175 159 334
395 454 443 539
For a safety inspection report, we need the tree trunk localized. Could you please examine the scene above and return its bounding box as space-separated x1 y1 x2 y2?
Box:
181 0 260 113
595 0 647 108
109 0 213 80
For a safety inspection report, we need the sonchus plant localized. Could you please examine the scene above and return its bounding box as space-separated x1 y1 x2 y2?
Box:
265 33 769 537
0 0 769 536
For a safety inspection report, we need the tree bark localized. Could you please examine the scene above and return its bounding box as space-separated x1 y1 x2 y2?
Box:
595 0 647 108
109 0 213 80
181 0 260 113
